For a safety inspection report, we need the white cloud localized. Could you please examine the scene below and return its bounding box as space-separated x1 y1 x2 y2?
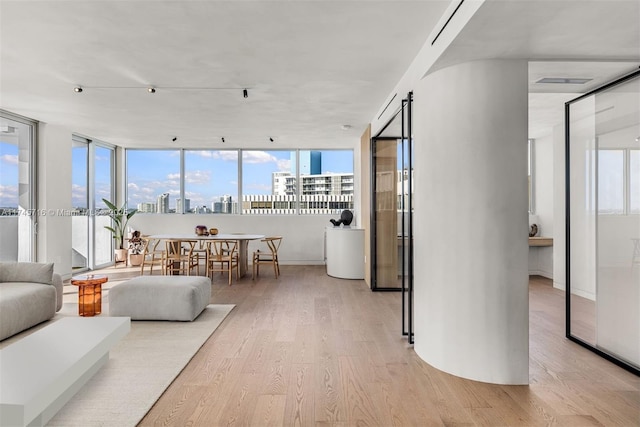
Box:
277 159 291 172
214 151 238 161
128 182 139 191
0 184 19 206
243 151 277 164
191 150 238 162
71 183 87 206
184 170 211 185
1 154 18 165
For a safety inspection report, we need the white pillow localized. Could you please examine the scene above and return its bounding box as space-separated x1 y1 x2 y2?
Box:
0 262 54 285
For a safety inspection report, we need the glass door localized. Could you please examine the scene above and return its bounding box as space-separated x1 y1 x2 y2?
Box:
94 145 114 268
566 70 640 375
0 112 36 261
371 92 414 343
72 136 115 271
72 137 89 271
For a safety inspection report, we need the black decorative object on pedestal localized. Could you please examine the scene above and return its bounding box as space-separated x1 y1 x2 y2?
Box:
330 210 354 227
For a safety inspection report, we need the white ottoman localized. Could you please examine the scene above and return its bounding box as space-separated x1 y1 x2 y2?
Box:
109 276 211 321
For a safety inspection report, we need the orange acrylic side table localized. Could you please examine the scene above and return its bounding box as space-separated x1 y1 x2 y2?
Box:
70 274 108 317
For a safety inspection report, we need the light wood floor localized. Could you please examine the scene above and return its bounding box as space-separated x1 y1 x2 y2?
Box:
83 266 639 426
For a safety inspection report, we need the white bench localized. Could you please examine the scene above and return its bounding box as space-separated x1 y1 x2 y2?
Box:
0 317 130 427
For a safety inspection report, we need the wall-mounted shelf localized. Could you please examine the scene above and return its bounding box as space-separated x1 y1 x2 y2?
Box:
529 237 553 247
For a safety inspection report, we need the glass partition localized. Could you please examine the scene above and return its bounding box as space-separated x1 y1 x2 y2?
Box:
371 92 414 343
566 70 640 374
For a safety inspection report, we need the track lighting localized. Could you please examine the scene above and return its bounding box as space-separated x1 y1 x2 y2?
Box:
172 137 177 142
221 137 225 143
74 87 83 93
243 89 248 98
148 87 156 93
269 137 274 142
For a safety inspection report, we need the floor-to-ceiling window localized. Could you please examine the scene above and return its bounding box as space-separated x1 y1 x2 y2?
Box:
126 149 354 216
94 145 114 266
566 69 640 375
72 135 114 271
0 111 36 262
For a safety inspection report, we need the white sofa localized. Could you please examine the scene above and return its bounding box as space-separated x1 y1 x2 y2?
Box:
0 262 63 341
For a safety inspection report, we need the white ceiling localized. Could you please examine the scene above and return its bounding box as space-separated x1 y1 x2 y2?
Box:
1 1 639 148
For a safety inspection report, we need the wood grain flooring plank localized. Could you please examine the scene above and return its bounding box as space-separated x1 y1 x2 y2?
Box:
250 394 286 427
99 266 640 427
314 352 346 424
338 355 383 426
284 363 314 427
260 341 293 395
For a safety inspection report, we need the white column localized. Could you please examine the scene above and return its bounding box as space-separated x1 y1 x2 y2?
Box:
37 123 73 279
413 59 529 384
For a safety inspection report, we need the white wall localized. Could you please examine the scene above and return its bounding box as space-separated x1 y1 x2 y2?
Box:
528 132 554 278
0 217 19 260
552 123 566 290
127 213 337 265
37 123 73 279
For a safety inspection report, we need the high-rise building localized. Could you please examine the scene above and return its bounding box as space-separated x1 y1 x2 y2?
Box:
194 205 210 214
157 193 169 213
212 195 233 213
137 202 156 213
273 172 354 196
296 150 321 175
176 198 191 214
220 195 233 214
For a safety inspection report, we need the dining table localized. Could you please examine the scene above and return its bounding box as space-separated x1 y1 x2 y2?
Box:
148 233 265 278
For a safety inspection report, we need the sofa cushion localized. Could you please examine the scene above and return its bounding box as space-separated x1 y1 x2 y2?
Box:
0 282 57 341
0 262 54 285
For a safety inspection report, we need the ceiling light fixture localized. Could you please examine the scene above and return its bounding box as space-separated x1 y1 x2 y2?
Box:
148 87 156 93
536 77 593 84
74 87 83 93
172 137 177 142
221 137 225 143
243 89 248 98
341 124 352 130
269 137 274 142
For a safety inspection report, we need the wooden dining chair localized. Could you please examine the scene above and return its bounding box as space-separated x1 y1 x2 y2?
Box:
206 240 239 285
139 237 164 275
163 239 200 275
252 236 282 279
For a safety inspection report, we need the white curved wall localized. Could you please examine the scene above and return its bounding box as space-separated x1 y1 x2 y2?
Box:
413 59 529 384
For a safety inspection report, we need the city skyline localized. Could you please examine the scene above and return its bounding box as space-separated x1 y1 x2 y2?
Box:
125 149 354 210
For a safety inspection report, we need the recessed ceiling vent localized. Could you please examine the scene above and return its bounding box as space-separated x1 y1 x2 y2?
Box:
536 77 593 84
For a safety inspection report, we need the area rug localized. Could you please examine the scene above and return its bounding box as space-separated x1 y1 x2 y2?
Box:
40 303 235 427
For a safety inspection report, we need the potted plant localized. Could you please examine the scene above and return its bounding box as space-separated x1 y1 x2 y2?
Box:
102 198 137 264
128 230 145 266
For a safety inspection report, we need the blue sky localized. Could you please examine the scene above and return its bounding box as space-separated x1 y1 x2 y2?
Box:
0 141 19 207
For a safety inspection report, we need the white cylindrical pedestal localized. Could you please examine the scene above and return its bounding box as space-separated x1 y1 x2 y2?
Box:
325 227 364 279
